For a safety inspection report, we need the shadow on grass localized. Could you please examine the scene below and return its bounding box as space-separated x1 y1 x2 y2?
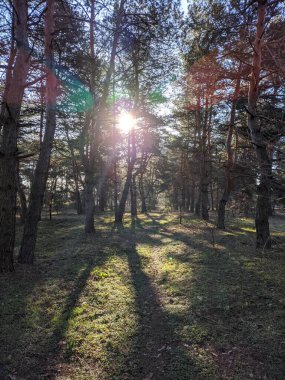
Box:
144 214 285 379
1 212 284 379
117 237 207 380
0 213 113 380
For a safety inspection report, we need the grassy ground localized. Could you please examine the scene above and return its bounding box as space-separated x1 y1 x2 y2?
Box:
0 211 285 380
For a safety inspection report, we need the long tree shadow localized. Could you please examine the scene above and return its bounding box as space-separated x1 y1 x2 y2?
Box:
42 255 98 379
0 214 114 380
116 234 209 380
144 215 285 379
2 212 284 379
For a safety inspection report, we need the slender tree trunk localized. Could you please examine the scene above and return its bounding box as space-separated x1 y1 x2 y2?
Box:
141 196 147 214
186 186 190 211
130 128 137 224
113 157 118 216
112 81 118 217
247 0 271 249
131 174 137 223
0 0 30 271
197 106 209 220
18 0 57 264
84 173 95 232
39 78 44 146
139 173 147 214
99 185 106 212
16 166 27 224
115 39 139 225
190 181 195 212
72 162 83 215
180 180 185 211
75 189 83 214
64 124 82 214
0 12 16 119
48 177 57 221
217 68 241 229
195 190 201 216
115 168 133 224
82 0 97 231
83 0 126 232
115 130 136 225
201 177 209 220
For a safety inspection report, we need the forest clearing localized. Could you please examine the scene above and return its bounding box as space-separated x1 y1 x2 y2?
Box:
1 0 285 379
0 211 285 379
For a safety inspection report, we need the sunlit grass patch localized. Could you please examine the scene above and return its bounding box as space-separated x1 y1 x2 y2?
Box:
1 211 285 379
241 227 255 233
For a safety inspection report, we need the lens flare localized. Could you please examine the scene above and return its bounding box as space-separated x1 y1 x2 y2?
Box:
118 111 135 132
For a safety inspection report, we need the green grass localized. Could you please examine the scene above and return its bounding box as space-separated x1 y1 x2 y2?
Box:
0 212 284 379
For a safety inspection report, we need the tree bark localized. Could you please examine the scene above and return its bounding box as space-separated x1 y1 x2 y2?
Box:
190 181 195 212
99 184 106 212
131 174 138 223
115 169 133 224
195 190 201 216
64 124 83 214
115 130 136 225
16 165 27 224
18 0 57 264
247 0 271 249
199 107 209 221
0 0 30 271
217 67 241 229
84 173 95 232
139 173 147 214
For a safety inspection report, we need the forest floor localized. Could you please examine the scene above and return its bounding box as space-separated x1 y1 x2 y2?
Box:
0 211 285 380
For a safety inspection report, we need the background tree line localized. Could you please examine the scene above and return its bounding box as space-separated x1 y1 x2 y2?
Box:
0 0 284 271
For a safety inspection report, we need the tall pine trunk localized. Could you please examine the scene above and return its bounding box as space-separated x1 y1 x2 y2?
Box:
247 0 271 249
18 0 57 264
0 0 30 271
115 130 136 225
217 69 241 229
200 109 209 221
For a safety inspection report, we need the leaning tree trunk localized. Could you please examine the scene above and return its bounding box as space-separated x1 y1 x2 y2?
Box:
115 166 133 224
247 0 271 249
0 0 30 272
18 0 57 264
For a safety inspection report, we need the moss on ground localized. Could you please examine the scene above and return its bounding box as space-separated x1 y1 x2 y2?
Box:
0 212 284 379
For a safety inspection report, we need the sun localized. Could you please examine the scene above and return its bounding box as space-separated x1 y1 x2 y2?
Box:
117 111 135 133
